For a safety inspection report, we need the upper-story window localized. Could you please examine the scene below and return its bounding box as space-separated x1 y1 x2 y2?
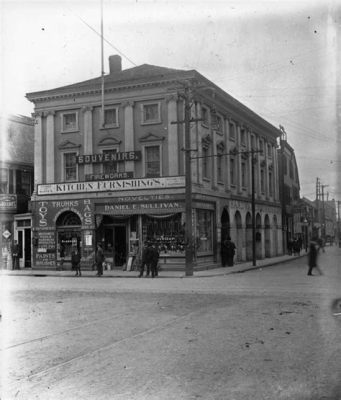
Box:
103 107 119 128
201 107 209 126
102 149 118 175
241 161 247 188
0 168 8 194
289 160 294 179
269 171 273 196
61 111 78 133
202 146 209 179
229 122 236 141
283 155 288 174
267 143 272 158
259 138 264 155
144 145 161 177
240 128 247 146
214 115 223 132
230 158 236 186
141 102 161 124
16 170 32 196
260 168 265 194
251 135 256 150
64 152 78 182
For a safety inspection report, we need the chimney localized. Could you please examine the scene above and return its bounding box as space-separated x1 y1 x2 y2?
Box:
109 55 122 74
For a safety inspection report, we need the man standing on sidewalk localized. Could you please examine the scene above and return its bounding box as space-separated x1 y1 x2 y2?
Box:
95 243 105 277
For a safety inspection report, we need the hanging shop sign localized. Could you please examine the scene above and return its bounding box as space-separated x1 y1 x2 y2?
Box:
0 195 17 211
96 201 185 215
37 176 185 195
85 171 134 181
76 151 141 164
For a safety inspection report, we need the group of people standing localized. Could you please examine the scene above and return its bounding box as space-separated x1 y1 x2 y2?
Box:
287 236 303 256
138 242 160 278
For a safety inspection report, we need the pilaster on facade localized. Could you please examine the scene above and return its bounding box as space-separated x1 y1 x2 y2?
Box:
273 145 279 201
82 106 94 176
225 117 231 191
46 110 55 183
236 124 242 194
211 110 218 189
166 95 179 177
33 112 44 186
256 136 262 200
196 102 203 185
122 101 135 174
247 130 252 197
265 140 270 199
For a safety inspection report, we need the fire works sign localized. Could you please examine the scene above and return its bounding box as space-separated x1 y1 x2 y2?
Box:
76 151 141 164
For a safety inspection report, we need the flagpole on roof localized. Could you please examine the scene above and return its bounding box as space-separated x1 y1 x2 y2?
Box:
100 0 105 127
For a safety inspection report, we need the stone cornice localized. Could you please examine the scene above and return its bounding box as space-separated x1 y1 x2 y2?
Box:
122 100 135 108
81 106 93 113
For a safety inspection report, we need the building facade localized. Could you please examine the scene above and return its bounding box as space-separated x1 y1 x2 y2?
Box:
278 129 301 253
0 115 34 268
27 55 283 270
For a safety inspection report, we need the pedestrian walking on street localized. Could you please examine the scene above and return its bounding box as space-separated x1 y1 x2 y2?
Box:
95 243 105 276
138 241 151 277
150 244 160 278
11 240 20 270
224 237 236 267
59 243 65 270
307 238 323 276
71 247 81 277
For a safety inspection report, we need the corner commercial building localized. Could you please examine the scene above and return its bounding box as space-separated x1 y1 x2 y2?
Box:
0 114 34 268
26 56 283 270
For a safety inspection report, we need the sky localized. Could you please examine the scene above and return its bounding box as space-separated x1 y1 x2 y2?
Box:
1 0 339 202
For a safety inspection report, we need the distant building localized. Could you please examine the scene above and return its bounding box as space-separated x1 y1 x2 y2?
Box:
277 128 301 252
26 55 283 270
0 114 34 268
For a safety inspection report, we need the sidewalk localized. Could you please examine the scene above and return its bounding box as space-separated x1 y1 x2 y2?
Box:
1 253 306 278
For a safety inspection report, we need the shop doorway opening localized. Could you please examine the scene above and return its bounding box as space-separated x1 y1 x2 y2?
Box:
56 211 82 262
98 216 128 267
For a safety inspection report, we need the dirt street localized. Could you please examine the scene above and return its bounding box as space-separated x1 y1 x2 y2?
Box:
1 247 340 400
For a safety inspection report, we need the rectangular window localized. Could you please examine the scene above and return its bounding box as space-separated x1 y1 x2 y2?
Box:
64 153 78 182
269 171 273 195
230 158 236 185
102 149 118 175
260 168 265 193
142 103 160 124
259 139 264 155
251 135 256 150
240 128 246 146
201 107 209 126
229 122 235 141
62 112 78 132
217 154 223 182
202 147 209 179
104 108 118 127
145 146 160 177
241 162 247 188
196 209 213 253
0 168 8 194
267 143 272 158
215 115 223 132
283 155 288 174
15 170 31 196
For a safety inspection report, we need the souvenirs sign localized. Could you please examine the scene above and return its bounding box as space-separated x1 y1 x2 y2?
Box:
76 151 141 164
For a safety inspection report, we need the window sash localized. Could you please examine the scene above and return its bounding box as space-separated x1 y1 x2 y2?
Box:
102 149 118 174
62 113 77 131
143 104 159 123
104 108 118 126
145 146 160 177
64 153 77 182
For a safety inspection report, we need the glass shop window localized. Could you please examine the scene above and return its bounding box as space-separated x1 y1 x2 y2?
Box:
196 209 213 253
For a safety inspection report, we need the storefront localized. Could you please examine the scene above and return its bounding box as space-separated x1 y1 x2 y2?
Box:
32 176 216 270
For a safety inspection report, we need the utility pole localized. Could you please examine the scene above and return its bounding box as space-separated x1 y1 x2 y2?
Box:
171 81 201 276
251 148 256 266
321 184 329 240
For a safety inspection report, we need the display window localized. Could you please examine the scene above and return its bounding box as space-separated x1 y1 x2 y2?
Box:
196 209 213 253
142 213 185 255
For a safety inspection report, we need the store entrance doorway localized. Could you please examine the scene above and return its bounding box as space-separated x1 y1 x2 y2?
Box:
103 225 127 267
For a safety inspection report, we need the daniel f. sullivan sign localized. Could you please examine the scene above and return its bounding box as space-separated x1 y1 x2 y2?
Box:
37 176 185 195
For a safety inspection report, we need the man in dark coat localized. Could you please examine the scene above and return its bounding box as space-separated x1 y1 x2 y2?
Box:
71 247 81 277
307 238 323 276
224 237 236 267
139 242 151 277
11 240 20 270
150 244 160 278
95 243 105 276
